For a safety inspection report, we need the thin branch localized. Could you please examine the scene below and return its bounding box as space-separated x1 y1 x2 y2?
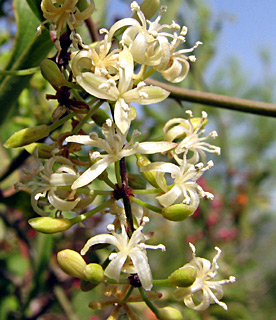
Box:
146 79 276 117
85 17 100 42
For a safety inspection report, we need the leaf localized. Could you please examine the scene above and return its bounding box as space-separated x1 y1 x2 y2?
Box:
0 0 53 127
26 0 45 22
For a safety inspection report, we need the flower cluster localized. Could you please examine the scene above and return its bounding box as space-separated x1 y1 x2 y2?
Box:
6 1 236 318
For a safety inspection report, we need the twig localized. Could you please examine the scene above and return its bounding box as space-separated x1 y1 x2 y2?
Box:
85 17 100 42
146 79 276 117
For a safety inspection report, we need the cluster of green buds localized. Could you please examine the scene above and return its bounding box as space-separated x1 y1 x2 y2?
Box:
4 0 235 319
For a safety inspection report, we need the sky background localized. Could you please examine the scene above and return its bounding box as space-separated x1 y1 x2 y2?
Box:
108 0 276 97
205 0 276 86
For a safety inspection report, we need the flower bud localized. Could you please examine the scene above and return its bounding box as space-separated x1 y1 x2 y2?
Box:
157 307 182 320
4 125 50 148
76 0 95 12
57 249 87 280
128 173 146 189
168 267 197 287
91 109 110 127
84 263 104 284
132 0 160 20
136 155 159 188
24 143 54 159
28 217 72 234
162 204 197 221
40 59 66 87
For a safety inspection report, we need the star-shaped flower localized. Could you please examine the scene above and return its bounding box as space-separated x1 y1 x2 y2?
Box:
73 46 170 133
174 243 236 311
140 159 214 208
81 218 165 291
65 119 176 189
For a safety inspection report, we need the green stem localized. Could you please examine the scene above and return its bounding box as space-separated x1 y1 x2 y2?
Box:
49 112 77 131
138 287 160 318
70 199 113 224
115 161 122 186
0 67 39 76
72 100 103 134
122 286 135 303
130 196 162 214
146 78 276 118
54 286 80 320
132 188 162 195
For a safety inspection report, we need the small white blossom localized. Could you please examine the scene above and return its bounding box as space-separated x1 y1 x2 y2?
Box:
81 218 166 291
73 46 170 133
65 119 176 189
25 155 81 215
140 159 214 208
174 243 236 311
164 111 220 165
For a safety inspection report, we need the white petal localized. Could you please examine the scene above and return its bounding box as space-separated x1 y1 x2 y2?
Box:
129 248 152 291
156 185 183 207
104 252 127 282
123 86 170 104
71 157 114 189
48 189 80 211
81 234 121 255
137 141 176 154
114 99 132 134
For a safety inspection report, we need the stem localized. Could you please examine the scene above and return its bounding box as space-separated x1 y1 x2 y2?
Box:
146 78 276 117
122 286 135 303
70 199 113 224
54 286 80 320
0 67 39 76
153 279 172 287
130 196 162 214
115 161 122 187
132 188 162 195
138 287 160 318
85 17 100 42
49 112 77 131
72 100 103 134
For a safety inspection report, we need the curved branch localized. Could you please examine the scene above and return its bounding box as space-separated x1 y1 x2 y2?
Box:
146 79 276 117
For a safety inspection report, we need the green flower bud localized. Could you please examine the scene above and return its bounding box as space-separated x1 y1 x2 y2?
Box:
168 267 197 288
91 109 110 127
84 263 104 284
132 0 160 20
40 59 66 87
4 125 50 148
128 173 146 189
76 0 95 12
24 143 54 159
57 249 87 280
157 306 183 320
28 217 72 234
162 203 197 221
136 155 159 188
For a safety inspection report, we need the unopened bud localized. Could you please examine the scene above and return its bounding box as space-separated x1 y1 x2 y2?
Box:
162 203 197 221
128 173 146 189
132 0 160 20
24 143 54 159
4 125 50 148
28 217 72 234
91 109 110 127
76 0 95 12
57 249 87 280
84 263 104 283
40 59 66 87
136 155 159 188
157 306 182 320
169 267 197 287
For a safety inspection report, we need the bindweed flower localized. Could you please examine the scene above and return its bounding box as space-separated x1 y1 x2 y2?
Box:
140 159 214 208
65 119 176 189
39 0 95 49
174 243 236 311
26 155 81 215
73 46 170 133
164 110 220 165
81 217 166 291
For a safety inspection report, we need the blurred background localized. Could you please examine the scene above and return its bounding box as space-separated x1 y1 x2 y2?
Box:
0 0 276 319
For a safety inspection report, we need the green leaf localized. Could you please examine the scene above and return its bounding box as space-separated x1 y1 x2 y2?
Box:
0 0 53 127
26 0 45 22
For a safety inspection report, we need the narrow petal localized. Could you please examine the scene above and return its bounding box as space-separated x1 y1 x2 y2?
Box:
71 157 113 189
156 185 182 207
137 141 176 154
104 252 127 282
124 85 170 104
81 234 121 255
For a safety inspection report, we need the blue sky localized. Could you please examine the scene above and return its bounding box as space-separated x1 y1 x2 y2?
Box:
204 0 276 83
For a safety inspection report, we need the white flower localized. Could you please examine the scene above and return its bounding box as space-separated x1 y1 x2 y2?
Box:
140 159 214 208
65 119 176 189
81 218 165 290
174 243 236 311
26 156 81 215
73 46 170 133
164 111 220 165
40 0 95 49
